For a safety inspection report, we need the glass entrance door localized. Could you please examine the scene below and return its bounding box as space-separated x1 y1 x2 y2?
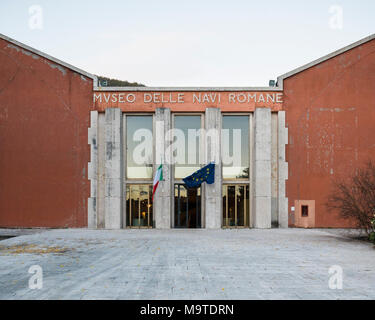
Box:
126 185 153 228
174 184 201 228
223 185 249 228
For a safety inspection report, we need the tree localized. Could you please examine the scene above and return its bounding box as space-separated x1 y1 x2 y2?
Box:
327 161 375 236
97 76 145 87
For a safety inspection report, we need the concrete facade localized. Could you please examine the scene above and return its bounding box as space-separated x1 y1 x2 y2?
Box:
277 111 289 228
88 111 98 229
104 108 123 229
253 108 272 229
87 106 287 229
154 108 172 229
205 108 222 229
97 114 106 228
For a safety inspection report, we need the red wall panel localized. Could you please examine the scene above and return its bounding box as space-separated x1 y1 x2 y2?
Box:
0 38 93 228
284 39 375 227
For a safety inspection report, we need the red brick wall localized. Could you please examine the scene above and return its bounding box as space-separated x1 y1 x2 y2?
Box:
0 38 93 228
284 39 375 227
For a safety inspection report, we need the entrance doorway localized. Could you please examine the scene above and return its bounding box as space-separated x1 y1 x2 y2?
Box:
126 184 153 228
222 185 249 228
174 184 201 228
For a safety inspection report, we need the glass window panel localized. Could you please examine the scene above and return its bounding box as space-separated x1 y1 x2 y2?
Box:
187 188 195 228
237 186 245 226
222 116 249 179
126 184 153 228
127 116 153 179
174 116 201 179
174 184 180 227
148 185 153 227
174 184 201 228
126 186 130 227
223 185 249 228
130 185 140 226
174 184 187 227
180 186 187 227
227 186 236 227
196 188 201 228
223 186 227 226
139 185 149 227
245 186 249 227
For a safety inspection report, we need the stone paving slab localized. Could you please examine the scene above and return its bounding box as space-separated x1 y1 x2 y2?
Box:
0 228 374 300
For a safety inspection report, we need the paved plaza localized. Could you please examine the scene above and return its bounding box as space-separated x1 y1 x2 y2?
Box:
0 228 374 300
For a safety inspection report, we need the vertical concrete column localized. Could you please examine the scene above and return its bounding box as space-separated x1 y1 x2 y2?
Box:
278 111 289 228
121 114 127 228
205 108 222 229
88 111 98 228
104 108 123 229
253 108 272 229
271 113 279 227
97 114 106 228
154 108 171 229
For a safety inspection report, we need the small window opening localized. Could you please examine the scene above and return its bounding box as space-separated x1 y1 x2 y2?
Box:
301 205 309 217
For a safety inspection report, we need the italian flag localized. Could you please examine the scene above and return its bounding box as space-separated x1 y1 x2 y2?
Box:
152 164 163 201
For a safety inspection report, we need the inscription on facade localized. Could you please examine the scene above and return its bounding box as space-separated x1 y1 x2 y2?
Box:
93 91 283 112
94 92 283 104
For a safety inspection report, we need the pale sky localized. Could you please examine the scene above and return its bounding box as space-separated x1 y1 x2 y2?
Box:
0 0 374 86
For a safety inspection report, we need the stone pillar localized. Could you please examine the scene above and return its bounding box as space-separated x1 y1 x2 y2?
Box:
122 114 127 228
278 111 289 228
104 108 123 229
97 113 106 228
271 113 278 227
154 108 171 229
253 108 272 229
88 111 98 228
205 108 222 229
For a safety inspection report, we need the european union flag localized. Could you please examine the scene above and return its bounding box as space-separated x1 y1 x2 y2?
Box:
183 162 215 188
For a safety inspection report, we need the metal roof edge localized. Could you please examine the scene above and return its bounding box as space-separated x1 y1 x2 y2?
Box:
0 33 97 82
277 33 375 88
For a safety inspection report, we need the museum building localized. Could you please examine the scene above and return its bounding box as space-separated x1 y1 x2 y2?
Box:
0 33 374 229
